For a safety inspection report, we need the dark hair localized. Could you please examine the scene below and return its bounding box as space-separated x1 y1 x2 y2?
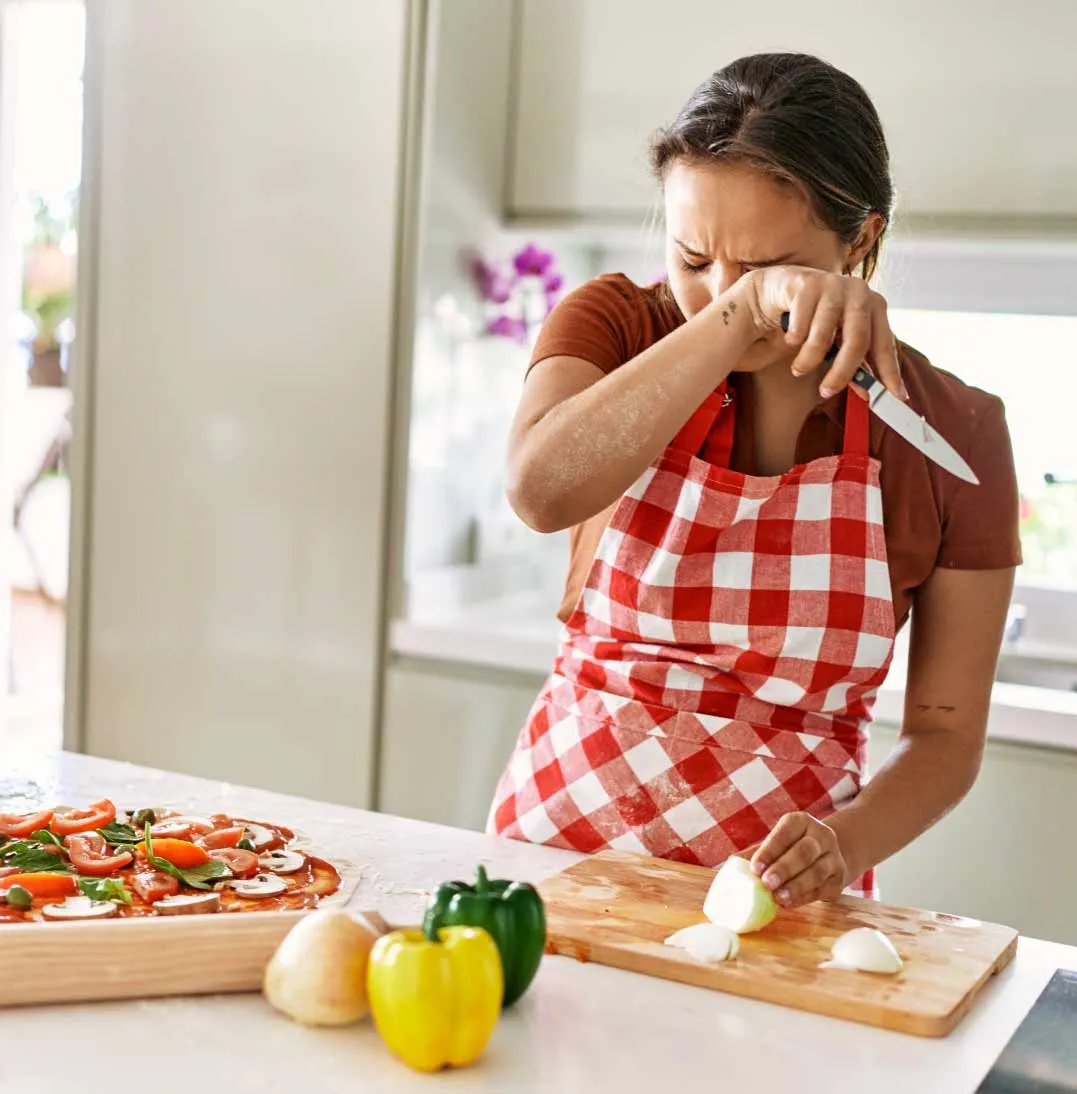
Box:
651 53 893 280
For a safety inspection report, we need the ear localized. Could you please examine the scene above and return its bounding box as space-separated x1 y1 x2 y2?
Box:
844 212 887 273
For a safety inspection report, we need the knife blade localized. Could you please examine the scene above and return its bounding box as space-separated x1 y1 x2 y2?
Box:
778 312 979 485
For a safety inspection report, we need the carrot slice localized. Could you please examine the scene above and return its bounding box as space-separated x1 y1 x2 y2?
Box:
147 838 210 868
0 872 78 898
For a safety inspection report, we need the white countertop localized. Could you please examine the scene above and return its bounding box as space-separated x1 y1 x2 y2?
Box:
391 577 1077 752
3 751 1076 1093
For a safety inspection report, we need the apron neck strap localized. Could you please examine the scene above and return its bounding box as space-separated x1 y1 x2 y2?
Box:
670 381 734 464
842 391 870 457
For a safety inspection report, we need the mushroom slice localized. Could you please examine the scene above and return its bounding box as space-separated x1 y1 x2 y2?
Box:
155 892 222 915
244 824 279 852
226 873 288 898
42 895 119 921
259 850 306 875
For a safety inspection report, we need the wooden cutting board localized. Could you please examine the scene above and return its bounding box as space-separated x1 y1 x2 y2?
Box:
0 909 391 1008
538 851 1017 1037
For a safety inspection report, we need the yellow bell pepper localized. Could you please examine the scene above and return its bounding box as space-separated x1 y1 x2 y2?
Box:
366 922 503 1073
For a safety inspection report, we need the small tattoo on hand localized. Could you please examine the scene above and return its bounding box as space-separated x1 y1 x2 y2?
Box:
721 309 730 325
939 705 957 713
729 301 737 313
915 703 958 713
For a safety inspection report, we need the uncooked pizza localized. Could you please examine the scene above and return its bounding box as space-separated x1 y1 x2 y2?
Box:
0 799 343 923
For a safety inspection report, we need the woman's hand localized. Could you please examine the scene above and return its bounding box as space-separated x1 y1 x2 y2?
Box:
748 812 851 908
737 265 907 401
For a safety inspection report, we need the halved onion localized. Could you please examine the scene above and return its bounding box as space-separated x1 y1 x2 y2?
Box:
703 857 778 934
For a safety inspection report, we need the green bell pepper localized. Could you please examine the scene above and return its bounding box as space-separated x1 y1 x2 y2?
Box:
423 865 546 1008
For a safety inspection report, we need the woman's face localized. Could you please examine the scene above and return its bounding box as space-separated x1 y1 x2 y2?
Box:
663 160 852 369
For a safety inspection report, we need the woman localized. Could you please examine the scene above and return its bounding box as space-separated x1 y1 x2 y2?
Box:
487 53 1020 908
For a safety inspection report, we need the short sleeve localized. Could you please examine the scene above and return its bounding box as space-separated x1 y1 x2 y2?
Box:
527 273 643 376
937 397 1022 570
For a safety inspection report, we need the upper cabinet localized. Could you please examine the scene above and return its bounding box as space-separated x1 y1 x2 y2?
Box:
508 0 1077 221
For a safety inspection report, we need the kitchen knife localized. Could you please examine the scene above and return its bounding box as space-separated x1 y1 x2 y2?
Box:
779 312 979 485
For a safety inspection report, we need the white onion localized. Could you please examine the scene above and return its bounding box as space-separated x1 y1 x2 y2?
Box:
664 922 740 962
703 856 778 934
821 927 903 974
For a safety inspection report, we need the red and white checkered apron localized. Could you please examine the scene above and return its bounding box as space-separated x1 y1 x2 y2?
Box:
489 383 895 898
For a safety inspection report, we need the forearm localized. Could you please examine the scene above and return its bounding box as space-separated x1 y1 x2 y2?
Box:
828 726 984 883
508 288 756 532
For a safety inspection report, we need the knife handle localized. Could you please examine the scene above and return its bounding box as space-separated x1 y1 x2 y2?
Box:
779 312 876 392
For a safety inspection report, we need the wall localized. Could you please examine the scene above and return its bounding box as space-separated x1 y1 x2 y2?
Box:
69 0 414 807
0 5 19 699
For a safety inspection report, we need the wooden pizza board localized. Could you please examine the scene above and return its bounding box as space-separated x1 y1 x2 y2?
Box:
537 851 1017 1037
0 909 390 1007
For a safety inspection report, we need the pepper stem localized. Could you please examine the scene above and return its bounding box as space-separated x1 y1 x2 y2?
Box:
475 864 489 893
424 916 441 944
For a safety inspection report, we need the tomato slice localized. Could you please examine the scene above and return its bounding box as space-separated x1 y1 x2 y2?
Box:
65 833 134 877
51 800 117 837
0 866 20 879
198 827 244 850
147 838 210 868
131 870 180 904
207 848 260 879
0 809 54 839
0 872 78 898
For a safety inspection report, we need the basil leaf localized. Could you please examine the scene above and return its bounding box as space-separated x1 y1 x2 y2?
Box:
77 876 132 905
236 837 255 852
2 841 71 873
97 822 142 845
142 822 231 891
169 860 232 890
31 829 66 851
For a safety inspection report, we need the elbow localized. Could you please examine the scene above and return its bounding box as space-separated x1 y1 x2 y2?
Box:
505 458 573 534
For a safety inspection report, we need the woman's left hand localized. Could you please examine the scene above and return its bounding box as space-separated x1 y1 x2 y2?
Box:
748 813 850 908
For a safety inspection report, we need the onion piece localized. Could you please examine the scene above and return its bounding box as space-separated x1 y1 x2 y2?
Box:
820 927 903 974
703 856 778 934
264 908 378 1025
664 922 740 962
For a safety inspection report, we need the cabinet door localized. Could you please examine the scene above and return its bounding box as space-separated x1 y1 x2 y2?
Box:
511 0 1077 219
379 659 542 831
869 726 1077 946
73 0 411 807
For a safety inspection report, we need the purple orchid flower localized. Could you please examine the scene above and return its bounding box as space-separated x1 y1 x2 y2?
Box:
542 272 564 296
470 256 514 305
485 314 529 342
513 242 555 278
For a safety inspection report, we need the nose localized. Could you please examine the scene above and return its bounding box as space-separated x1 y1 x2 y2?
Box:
707 264 742 300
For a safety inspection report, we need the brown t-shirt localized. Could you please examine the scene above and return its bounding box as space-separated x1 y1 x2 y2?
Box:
530 273 1022 630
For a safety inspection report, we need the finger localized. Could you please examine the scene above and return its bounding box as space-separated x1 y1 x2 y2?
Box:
866 295 907 400
774 852 841 908
733 839 763 863
750 812 809 876
790 292 843 378
782 277 820 356
819 292 872 398
759 833 825 894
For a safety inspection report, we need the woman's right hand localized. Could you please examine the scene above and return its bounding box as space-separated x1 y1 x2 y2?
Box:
737 265 907 400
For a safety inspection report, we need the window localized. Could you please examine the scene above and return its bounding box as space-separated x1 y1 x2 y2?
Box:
890 309 1077 591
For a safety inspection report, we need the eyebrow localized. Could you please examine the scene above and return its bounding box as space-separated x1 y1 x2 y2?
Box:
673 239 797 266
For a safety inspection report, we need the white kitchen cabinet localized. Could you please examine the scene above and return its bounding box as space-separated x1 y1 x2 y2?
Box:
379 657 540 830
870 724 1077 946
510 0 1077 221
68 0 415 807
